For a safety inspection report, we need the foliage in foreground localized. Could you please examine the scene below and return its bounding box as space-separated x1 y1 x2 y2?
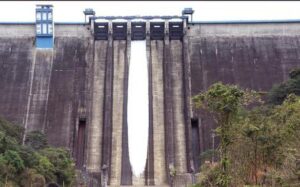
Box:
193 79 300 186
0 118 75 186
268 68 300 105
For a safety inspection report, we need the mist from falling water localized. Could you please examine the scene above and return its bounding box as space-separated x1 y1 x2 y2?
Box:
128 41 149 176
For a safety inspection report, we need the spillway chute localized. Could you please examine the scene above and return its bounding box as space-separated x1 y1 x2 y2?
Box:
127 41 149 176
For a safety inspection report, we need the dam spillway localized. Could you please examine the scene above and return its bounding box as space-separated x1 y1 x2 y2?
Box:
0 7 300 186
127 41 149 177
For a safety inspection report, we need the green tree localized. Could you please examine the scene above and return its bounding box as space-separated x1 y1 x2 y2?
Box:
25 131 48 150
228 94 300 186
0 117 24 143
0 150 25 185
33 154 56 182
0 116 76 186
268 68 300 105
39 147 76 185
193 83 246 186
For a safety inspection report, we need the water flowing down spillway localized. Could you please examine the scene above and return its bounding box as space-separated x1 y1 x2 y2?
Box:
128 41 149 176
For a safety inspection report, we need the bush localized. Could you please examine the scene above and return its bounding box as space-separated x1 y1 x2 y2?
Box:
0 117 24 143
25 131 48 150
19 168 46 187
0 117 76 186
268 68 300 105
39 147 76 185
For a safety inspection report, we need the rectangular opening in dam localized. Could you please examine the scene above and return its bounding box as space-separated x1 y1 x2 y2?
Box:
150 22 165 40
169 22 183 40
131 22 146 40
191 118 200 172
112 22 127 40
128 40 149 176
75 118 86 169
94 22 109 40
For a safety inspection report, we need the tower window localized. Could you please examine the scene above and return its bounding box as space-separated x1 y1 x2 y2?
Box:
48 12 52 20
42 12 47 20
48 24 53 34
36 24 42 34
36 12 41 21
42 24 47 34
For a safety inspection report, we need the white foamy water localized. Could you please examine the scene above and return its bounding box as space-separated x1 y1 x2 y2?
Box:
128 41 149 176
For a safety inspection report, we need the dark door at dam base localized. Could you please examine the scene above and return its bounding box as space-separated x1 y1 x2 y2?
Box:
76 119 86 168
191 118 200 172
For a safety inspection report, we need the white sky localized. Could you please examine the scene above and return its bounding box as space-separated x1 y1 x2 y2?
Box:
0 1 300 22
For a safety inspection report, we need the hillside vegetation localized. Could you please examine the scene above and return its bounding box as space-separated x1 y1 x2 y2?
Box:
193 68 300 187
0 118 76 186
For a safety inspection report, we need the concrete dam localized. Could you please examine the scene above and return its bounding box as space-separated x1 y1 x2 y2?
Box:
1 6 300 186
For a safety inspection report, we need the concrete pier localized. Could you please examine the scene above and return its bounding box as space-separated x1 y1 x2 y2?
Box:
170 40 187 174
110 40 127 185
86 40 107 173
149 40 167 185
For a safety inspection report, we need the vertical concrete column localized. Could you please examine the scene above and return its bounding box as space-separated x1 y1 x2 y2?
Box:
182 20 194 173
102 20 114 184
121 20 132 186
163 19 176 183
148 20 168 186
86 39 108 174
145 20 155 186
110 39 126 185
110 21 131 186
170 39 187 174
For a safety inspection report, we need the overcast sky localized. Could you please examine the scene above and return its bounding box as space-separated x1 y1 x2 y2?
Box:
0 1 300 22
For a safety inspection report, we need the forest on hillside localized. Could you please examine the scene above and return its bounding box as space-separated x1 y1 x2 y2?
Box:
193 68 300 187
0 119 76 186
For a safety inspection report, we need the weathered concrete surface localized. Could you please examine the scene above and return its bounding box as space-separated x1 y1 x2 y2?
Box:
188 23 300 170
121 38 132 185
110 40 126 185
148 40 167 185
0 25 35 37
101 35 114 184
24 49 53 134
163 36 176 184
86 40 107 173
0 38 34 125
45 37 92 149
145 38 189 186
170 40 187 174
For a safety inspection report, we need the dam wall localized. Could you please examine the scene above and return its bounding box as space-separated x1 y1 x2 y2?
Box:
188 22 300 171
0 37 34 125
0 21 300 186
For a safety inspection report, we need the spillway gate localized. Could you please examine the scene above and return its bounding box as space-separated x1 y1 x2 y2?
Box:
91 16 186 41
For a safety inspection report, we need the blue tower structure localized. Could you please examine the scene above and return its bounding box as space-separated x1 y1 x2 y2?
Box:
35 4 53 48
